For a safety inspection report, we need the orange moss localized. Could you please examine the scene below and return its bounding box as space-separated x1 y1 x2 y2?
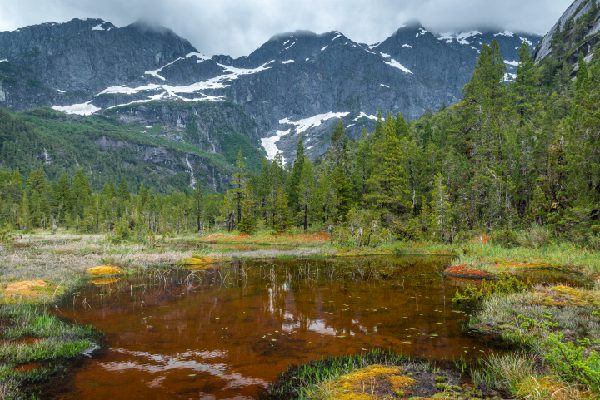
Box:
5 280 47 293
1 280 63 303
444 264 495 280
86 265 123 276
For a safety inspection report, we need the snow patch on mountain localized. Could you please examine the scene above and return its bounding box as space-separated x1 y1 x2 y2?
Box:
279 111 350 134
145 52 209 81
354 112 378 121
108 61 274 97
494 31 515 37
437 31 481 45
261 130 289 161
0 59 7 63
332 32 343 41
504 60 520 67
282 59 295 64
52 101 101 116
438 33 454 43
385 59 413 74
402 44 412 48
416 27 429 38
519 37 533 46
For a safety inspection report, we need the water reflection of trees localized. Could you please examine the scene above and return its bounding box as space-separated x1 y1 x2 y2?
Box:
68 256 452 338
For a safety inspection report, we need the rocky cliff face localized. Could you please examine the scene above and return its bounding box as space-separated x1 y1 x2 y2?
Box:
0 18 540 163
534 0 600 63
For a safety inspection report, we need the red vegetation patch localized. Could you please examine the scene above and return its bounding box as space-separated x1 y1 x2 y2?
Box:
15 362 44 373
444 264 495 280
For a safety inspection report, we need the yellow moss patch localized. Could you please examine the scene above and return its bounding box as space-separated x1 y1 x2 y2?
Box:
86 265 123 276
389 374 416 392
91 278 120 286
178 256 219 269
318 364 415 399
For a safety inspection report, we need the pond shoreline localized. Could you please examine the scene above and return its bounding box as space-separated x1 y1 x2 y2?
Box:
0 231 598 399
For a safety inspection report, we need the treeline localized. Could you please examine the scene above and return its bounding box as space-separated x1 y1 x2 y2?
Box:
0 168 222 240
1 40 598 247
223 41 599 247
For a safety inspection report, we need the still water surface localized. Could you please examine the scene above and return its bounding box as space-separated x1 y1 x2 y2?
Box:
52 256 500 399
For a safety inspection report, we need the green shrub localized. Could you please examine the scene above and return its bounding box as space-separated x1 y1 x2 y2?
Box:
543 334 600 393
491 229 520 248
517 226 551 248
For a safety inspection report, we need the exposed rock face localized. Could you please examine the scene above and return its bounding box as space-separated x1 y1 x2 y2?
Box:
535 0 600 63
0 18 540 162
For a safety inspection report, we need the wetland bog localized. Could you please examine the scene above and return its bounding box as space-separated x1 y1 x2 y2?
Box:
49 255 500 399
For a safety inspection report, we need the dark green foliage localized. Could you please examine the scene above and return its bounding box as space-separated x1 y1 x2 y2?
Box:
1 38 598 243
543 334 600 393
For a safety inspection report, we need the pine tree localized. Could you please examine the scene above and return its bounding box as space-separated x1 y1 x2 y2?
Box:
230 150 247 227
365 117 411 218
53 172 72 224
192 184 203 233
273 188 289 232
298 157 315 231
329 121 353 221
287 136 305 220
18 191 30 231
238 183 256 234
117 177 130 202
72 169 92 220
26 168 51 228
430 173 453 243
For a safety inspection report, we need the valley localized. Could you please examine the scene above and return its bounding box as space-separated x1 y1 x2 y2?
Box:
0 0 599 399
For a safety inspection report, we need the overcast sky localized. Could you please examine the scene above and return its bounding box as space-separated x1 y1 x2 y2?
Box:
0 0 573 56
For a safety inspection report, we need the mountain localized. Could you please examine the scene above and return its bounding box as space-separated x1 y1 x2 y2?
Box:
534 0 599 64
0 18 540 172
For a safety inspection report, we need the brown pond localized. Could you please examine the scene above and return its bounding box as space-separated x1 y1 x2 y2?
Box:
48 255 570 399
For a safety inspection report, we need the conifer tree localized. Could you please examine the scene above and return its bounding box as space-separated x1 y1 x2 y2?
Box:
298 157 315 231
238 183 256 234
287 136 305 219
430 173 453 242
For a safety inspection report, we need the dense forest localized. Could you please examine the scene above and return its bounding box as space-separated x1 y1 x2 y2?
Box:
1 38 598 247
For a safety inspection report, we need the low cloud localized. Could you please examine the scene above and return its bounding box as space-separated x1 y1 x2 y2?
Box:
0 0 573 56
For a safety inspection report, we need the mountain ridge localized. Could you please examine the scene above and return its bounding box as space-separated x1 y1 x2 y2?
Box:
0 17 540 163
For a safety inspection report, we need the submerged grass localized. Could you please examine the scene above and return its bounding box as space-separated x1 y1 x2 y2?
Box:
0 304 98 399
